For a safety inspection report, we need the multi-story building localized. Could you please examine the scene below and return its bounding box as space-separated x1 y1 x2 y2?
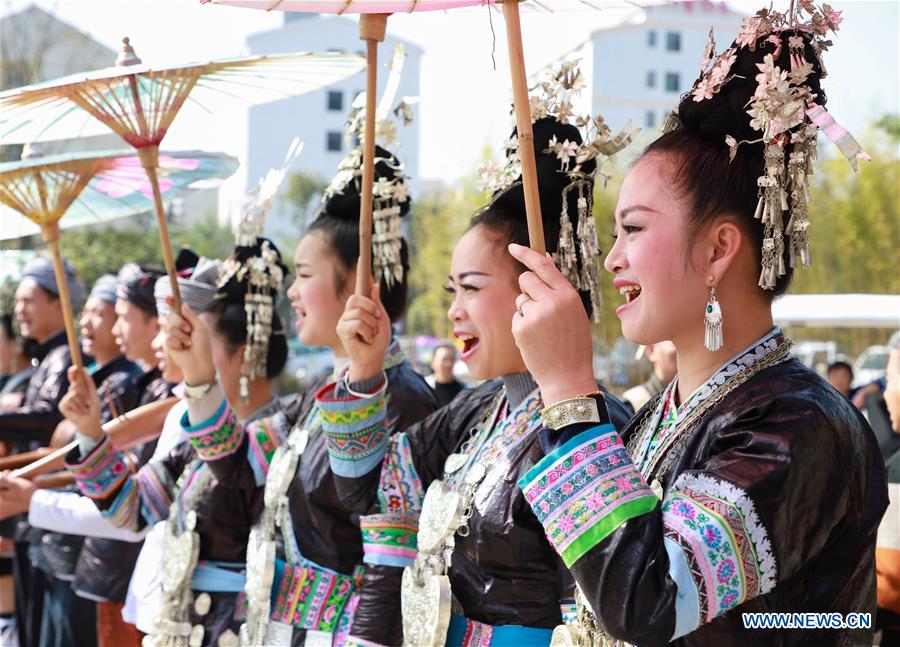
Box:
590 0 744 135
224 14 423 242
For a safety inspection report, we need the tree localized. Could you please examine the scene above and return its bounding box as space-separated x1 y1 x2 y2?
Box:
404 177 484 338
53 215 164 288
283 171 327 231
172 213 236 262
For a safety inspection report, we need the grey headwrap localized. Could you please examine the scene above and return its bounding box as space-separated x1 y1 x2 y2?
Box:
21 255 85 311
117 263 164 316
88 274 119 306
154 257 222 318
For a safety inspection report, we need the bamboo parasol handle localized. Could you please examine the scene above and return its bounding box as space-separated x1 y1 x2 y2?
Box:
10 396 177 480
138 146 183 313
0 448 53 472
355 14 390 297
39 221 84 374
502 1 545 254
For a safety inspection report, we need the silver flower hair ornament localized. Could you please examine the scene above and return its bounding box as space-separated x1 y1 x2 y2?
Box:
219 140 296 400
691 1 870 290
322 44 414 289
480 60 639 322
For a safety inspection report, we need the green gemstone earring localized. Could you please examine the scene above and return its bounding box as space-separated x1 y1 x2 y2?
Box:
704 285 724 352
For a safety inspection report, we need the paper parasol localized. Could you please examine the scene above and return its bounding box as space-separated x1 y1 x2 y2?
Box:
0 147 239 372
1 149 238 240
204 0 659 292
0 40 366 310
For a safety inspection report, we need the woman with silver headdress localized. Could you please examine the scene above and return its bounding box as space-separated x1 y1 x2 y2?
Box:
316 62 633 646
509 5 887 646
61 239 289 647
161 133 438 646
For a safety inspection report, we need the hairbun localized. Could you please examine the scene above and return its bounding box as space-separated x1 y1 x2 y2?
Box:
476 60 637 321
679 31 825 145
490 117 589 245
661 4 865 292
319 145 410 222
216 237 287 305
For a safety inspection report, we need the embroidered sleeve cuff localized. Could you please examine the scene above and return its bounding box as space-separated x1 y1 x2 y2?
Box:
65 433 130 500
360 512 418 568
518 424 659 568
246 411 290 485
315 381 389 478
181 398 242 461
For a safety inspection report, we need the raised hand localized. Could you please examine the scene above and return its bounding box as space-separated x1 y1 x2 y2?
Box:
336 283 391 383
59 366 102 439
163 299 215 386
508 244 598 407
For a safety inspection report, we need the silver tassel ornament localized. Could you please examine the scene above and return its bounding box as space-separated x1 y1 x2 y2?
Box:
555 185 580 288
574 183 603 323
372 203 404 288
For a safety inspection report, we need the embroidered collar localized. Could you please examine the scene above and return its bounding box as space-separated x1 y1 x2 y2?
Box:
633 326 787 474
447 386 543 490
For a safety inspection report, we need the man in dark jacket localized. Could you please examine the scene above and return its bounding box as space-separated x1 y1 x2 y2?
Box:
0 255 83 647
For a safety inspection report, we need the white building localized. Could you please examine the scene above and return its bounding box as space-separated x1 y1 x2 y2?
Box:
590 0 744 135
226 14 422 243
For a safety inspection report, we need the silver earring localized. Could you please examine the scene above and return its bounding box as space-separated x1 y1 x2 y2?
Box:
239 375 249 402
704 286 724 352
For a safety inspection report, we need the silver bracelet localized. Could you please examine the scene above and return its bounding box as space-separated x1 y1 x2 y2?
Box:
342 371 388 399
541 396 601 431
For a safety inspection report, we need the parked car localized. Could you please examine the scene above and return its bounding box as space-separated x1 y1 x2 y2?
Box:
792 340 841 376
853 345 889 388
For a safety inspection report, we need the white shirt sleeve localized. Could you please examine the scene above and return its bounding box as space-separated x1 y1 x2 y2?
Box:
28 489 148 542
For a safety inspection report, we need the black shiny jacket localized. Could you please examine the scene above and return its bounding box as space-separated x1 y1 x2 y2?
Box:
74 396 282 646
31 354 142 581
568 358 888 646
0 331 71 449
330 379 632 631
200 361 438 646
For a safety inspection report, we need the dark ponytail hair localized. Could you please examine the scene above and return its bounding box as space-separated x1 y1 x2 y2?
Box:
469 117 596 316
639 31 826 299
208 301 288 380
307 145 410 322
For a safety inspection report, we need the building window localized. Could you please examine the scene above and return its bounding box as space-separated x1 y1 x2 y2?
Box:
327 90 343 112
647 30 657 47
326 131 342 152
645 111 656 128
665 72 680 93
665 31 681 52
646 70 656 88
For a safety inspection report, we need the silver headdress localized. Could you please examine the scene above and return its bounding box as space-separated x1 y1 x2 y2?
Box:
688 3 869 290
220 142 295 399
321 44 415 289
479 60 638 321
